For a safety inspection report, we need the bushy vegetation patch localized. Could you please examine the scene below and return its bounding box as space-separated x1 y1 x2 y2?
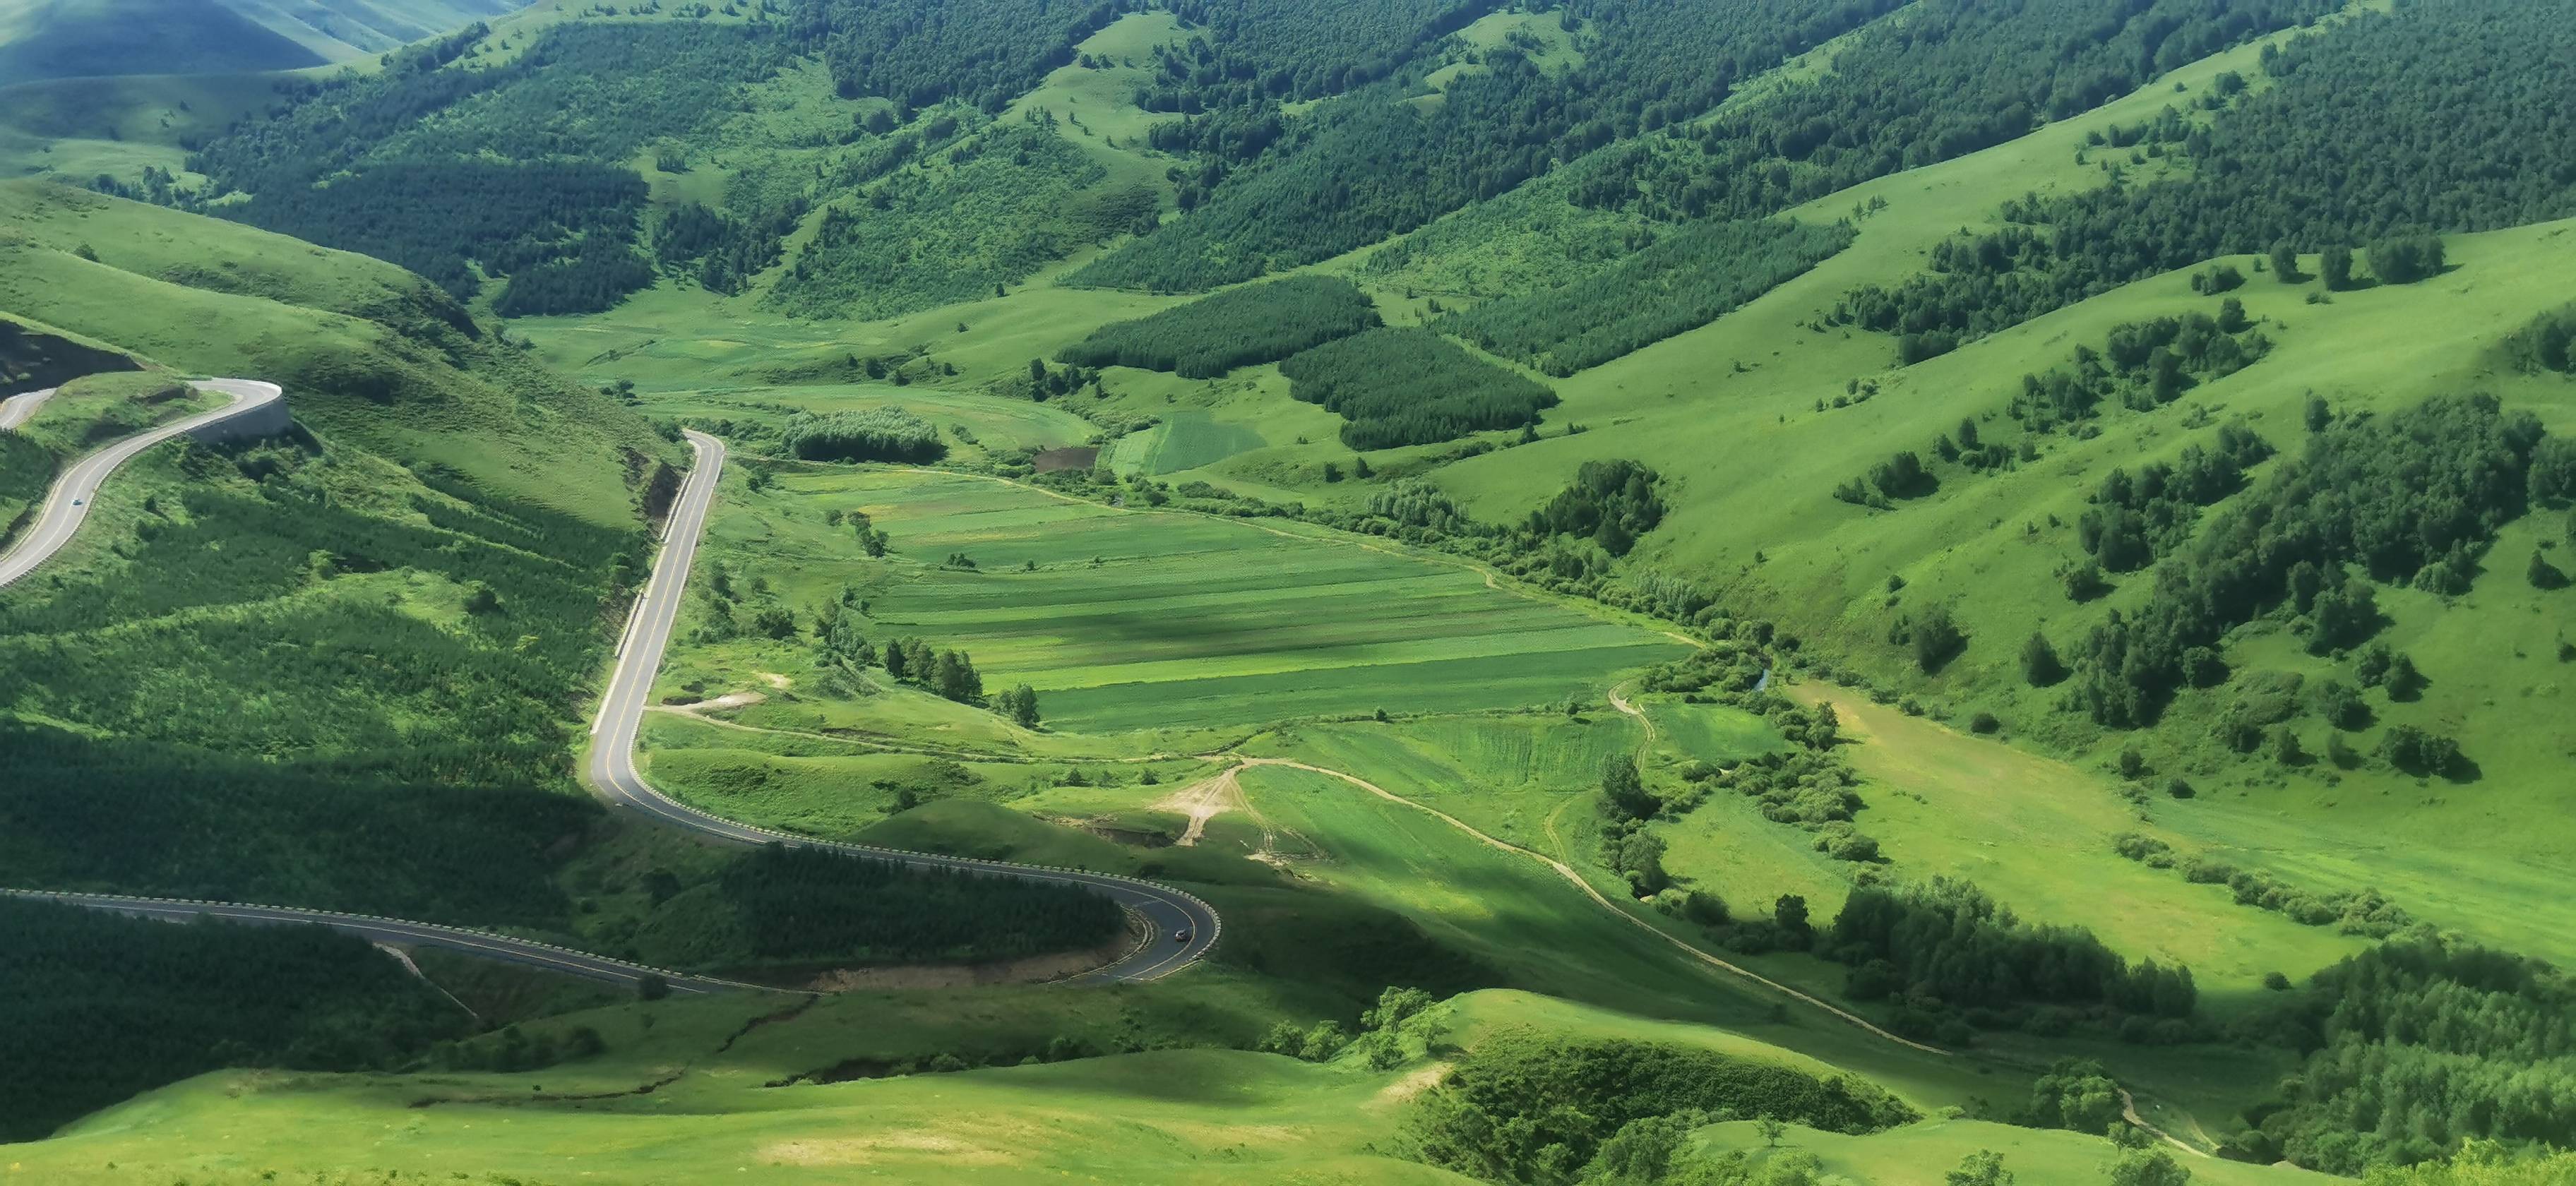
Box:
1443 218 1853 376
780 407 946 462
1279 328 1556 449
767 124 1114 321
1056 276 1381 378
0 897 473 1143
2112 834 2414 938
1409 1031 1915 1184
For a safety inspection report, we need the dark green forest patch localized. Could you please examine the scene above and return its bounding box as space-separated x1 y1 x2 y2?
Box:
1443 217 1852 376
1057 275 1382 378
1279 328 1556 449
0 897 475 1144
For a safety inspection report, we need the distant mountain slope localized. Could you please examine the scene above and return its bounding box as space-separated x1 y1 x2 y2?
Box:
0 0 322 82
0 0 525 83
214 0 530 61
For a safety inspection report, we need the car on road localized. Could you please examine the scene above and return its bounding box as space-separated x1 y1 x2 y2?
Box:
1173 928 1191 944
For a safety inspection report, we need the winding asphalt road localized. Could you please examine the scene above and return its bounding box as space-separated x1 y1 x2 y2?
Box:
6 400 1214 990
0 378 282 589
585 431 1220 984
0 385 58 431
0 890 750 995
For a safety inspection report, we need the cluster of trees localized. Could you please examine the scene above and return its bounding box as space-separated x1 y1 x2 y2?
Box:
1834 0 2575 354
1075 0 1909 291
2014 311 2272 434
1833 450 1936 508
2077 424 2273 573
1823 879 2201 1043
780 407 946 462
2067 395 2546 726
1408 1031 1916 1185
652 199 803 295
1 898 473 1142
2246 938 2576 1172
1441 217 1853 376
1258 985 1441 1070
1277 328 1558 449
712 843 1121 969
1523 460 1664 558
427 1022 607 1073
880 636 988 705
490 236 658 317
1056 275 1381 377
2503 304 2576 376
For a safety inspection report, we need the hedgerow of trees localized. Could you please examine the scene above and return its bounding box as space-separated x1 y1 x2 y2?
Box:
1056 275 1382 377
1278 328 1557 448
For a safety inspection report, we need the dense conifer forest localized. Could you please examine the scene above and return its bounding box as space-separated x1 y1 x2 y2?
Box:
1278 328 1557 448
1058 276 1383 377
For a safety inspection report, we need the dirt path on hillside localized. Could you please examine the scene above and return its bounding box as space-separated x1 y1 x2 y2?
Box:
1153 767 1243 846
1608 682 1657 744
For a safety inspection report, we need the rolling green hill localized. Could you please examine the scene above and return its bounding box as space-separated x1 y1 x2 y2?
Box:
5 0 2575 1180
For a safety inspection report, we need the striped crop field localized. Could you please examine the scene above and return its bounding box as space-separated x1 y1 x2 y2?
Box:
671 465 1690 736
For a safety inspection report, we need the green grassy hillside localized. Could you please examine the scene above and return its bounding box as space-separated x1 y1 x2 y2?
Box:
6 0 2575 1179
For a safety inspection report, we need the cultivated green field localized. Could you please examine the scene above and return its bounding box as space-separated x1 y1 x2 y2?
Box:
655 464 1690 736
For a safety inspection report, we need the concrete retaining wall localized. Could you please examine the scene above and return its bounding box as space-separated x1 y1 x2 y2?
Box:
189 393 292 445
